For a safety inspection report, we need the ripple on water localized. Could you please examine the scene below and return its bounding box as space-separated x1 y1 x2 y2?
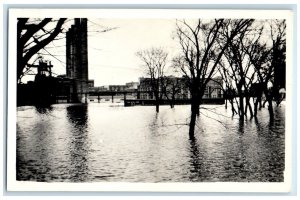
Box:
17 103 285 182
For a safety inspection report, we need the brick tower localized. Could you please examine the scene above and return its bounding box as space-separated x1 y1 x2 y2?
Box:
66 18 88 103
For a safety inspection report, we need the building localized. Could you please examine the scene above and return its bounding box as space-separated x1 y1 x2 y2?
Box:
163 76 190 100
17 61 74 105
109 85 127 92
125 82 139 90
89 86 108 93
107 82 139 92
88 80 94 88
66 18 90 103
138 77 154 100
18 18 94 105
203 77 223 99
138 76 223 100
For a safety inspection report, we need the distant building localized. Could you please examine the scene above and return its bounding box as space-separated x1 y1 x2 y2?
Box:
105 82 140 92
163 75 190 100
138 77 154 99
89 86 108 92
109 85 127 92
138 76 189 100
203 77 223 99
88 80 94 88
125 82 139 89
138 76 223 100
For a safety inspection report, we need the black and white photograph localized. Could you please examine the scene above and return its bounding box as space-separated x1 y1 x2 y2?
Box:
6 9 293 192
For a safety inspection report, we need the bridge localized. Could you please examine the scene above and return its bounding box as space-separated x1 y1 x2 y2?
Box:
88 90 143 103
87 90 224 106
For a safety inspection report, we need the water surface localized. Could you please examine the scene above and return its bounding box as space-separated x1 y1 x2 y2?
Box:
16 103 285 182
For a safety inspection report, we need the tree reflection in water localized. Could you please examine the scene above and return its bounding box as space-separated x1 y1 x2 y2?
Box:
66 104 90 182
16 104 285 182
188 137 206 181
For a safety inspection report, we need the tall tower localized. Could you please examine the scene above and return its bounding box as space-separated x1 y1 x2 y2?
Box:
66 18 88 102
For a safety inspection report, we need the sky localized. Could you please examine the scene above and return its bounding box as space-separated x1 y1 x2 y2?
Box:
87 19 180 86
24 18 181 86
22 18 281 87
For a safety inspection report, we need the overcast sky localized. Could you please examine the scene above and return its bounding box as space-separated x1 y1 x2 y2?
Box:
24 19 181 86
87 19 180 86
23 18 279 87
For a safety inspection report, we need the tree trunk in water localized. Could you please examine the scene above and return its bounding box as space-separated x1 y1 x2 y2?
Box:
245 97 253 118
267 98 274 119
189 107 197 140
263 99 267 107
254 96 260 117
264 88 274 119
239 94 244 120
190 99 200 115
245 98 248 118
170 97 175 108
248 101 254 118
196 105 200 116
156 101 159 113
259 98 262 110
254 95 262 116
189 96 200 139
154 92 160 113
230 99 236 116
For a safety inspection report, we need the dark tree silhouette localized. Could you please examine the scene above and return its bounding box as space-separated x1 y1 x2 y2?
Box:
246 20 286 118
216 19 285 120
220 21 258 120
136 47 168 113
270 20 286 107
216 60 238 116
162 76 183 108
17 18 67 83
173 19 254 139
245 24 273 118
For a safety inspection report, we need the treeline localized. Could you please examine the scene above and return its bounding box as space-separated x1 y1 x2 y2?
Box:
137 19 286 138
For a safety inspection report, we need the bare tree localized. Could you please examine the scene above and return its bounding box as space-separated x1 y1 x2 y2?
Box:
246 20 286 119
162 76 183 108
216 60 238 116
216 19 286 120
173 19 254 139
17 18 67 83
136 47 168 113
270 20 286 107
220 21 259 120
245 24 272 117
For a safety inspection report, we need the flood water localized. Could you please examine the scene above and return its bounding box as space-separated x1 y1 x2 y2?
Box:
16 102 285 182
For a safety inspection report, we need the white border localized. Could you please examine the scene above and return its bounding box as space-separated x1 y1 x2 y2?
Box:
7 8 294 192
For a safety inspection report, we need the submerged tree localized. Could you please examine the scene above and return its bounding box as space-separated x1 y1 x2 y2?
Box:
216 60 238 116
220 21 259 120
136 47 168 113
161 76 183 108
17 18 67 83
246 20 286 119
216 19 286 120
245 23 273 118
173 19 254 139
270 20 286 107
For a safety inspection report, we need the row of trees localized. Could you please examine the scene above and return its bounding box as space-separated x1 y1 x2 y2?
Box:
217 19 286 121
16 18 286 139
137 48 188 112
137 19 286 138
